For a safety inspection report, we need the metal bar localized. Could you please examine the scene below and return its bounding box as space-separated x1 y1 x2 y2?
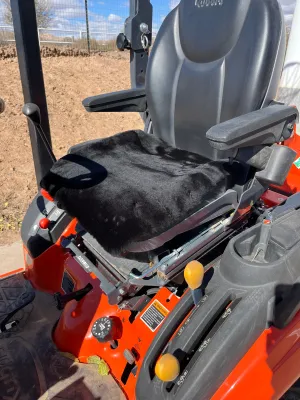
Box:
39 40 74 44
84 0 91 54
38 28 80 32
126 0 153 88
10 0 53 186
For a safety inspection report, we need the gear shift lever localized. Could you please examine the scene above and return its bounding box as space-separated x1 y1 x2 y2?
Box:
22 103 57 163
184 261 205 305
155 261 205 382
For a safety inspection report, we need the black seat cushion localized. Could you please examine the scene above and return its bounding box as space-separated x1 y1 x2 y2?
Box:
41 130 231 255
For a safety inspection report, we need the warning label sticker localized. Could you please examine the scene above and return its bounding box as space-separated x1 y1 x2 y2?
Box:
294 157 300 169
140 300 169 332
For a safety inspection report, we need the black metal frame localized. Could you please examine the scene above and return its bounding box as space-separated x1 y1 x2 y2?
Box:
126 0 153 87
11 0 54 186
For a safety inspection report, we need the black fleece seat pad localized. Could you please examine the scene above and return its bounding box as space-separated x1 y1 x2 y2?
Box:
41 130 230 256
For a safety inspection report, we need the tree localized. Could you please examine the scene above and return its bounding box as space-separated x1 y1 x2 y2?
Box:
1 0 54 28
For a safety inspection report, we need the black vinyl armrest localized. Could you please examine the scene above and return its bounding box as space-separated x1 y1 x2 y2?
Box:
82 88 147 112
206 104 299 151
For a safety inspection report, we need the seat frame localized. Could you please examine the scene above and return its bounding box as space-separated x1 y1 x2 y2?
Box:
61 208 247 306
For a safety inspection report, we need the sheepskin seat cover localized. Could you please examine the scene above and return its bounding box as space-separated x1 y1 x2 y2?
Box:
41 130 230 255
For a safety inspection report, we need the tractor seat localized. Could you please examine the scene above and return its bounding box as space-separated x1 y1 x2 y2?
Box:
41 130 232 256
40 0 298 260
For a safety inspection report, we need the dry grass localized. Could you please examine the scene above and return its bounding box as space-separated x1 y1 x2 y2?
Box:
73 38 117 52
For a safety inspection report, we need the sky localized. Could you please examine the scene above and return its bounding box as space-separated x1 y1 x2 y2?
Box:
0 0 297 40
48 0 179 38
279 0 297 26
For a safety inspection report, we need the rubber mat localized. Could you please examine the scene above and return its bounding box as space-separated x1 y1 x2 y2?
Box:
0 273 124 400
281 380 300 400
0 273 35 334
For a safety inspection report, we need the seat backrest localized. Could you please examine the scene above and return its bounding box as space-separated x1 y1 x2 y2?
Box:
146 0 285 160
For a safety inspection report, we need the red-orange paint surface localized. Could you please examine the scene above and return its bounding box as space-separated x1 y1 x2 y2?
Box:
275 131 300 195
21 181 300 400
23 218 78 293
261 190 288 208
53 256 179 399
0 267 25 280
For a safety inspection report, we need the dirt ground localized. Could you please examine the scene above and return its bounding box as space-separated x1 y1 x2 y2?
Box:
0 53 143 245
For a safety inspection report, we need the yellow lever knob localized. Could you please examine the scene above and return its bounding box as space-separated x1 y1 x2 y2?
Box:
184 261 205 290
155 353 180 382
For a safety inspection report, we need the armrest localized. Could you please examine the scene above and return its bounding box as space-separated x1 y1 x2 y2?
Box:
206 104 299 151
82 88 147 113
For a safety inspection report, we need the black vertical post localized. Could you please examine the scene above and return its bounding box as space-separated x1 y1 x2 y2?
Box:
129 0 136 16
126 0 152 87
85 0 91 54
11 0 53 187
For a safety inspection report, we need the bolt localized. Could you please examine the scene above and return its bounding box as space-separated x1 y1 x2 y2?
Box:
117 295 123 303
119 287 126 296
140 22 149 34
157 270 168 282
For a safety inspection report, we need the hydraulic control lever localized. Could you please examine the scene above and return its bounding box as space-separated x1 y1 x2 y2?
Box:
155 353 180 382
184 261 205 305
22 103 57 163
54 283 93 310
154 260 205 384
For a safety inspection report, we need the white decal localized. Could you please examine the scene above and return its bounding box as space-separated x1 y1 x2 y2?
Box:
195 0 223 8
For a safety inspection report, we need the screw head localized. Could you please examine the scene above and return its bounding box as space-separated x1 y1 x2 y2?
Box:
140 23 149 34
117 295 123 303
119 287 126 296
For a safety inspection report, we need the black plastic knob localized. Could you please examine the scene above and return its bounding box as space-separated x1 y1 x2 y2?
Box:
22 103 42 125
92 317 119 342
116 33 130 51
0 98 5 114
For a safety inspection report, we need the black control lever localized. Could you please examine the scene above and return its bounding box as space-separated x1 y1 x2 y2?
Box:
252 219 272 262
54 283 93 310
22 103 57 163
